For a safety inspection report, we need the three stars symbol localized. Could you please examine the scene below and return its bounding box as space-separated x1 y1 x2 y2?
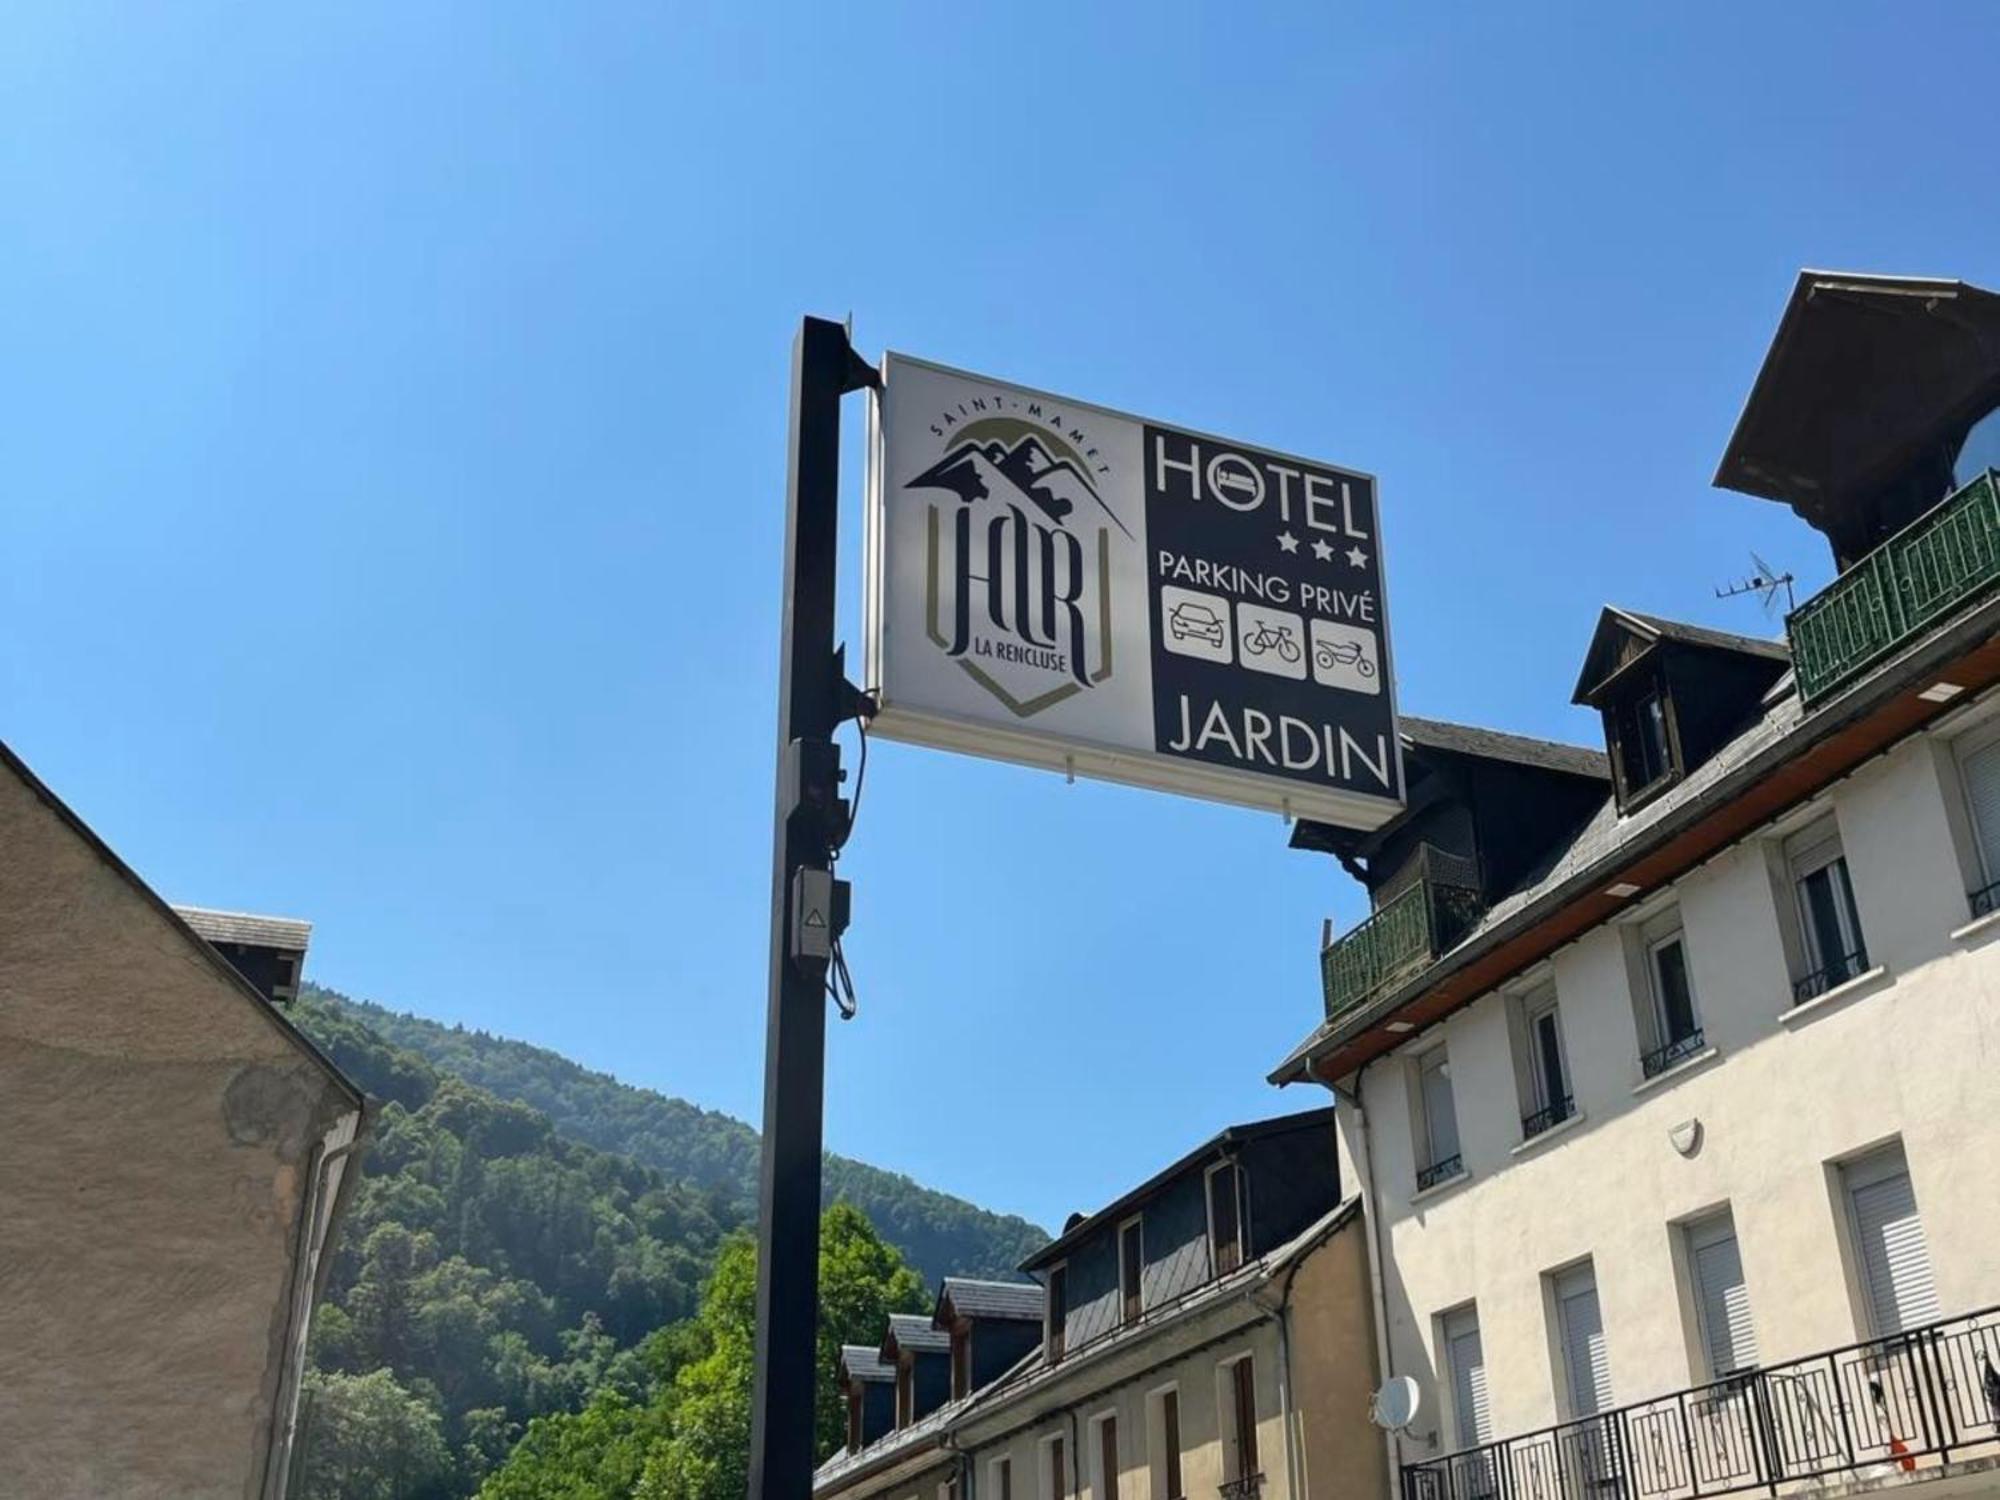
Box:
1277 531 1371 570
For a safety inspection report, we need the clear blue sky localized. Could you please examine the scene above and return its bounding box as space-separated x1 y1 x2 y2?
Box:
7 5 1998 1235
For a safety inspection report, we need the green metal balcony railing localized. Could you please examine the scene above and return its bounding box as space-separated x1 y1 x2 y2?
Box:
1321 863 1484 1023
1788 469 2000 705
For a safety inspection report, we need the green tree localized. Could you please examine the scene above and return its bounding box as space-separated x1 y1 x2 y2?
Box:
477 1390 656 1500
482 1206 926 1500
295 1368 454 1500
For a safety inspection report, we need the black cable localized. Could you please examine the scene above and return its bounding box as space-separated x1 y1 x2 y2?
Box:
825 712 868 1019
831 714 868 859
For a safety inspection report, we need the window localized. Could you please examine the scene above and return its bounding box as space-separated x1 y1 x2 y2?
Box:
1685 1212 1758 1377
1552 1263 1613 1419
1414 1046 1463 1189
1046 1264 1069 1362
1045 1433 1069 1500
1952 401 2000 489
1441 1304 1491 1449
1788 821 1867 1001
1615 685 1676 799
1516 985 1573 1137
1147 1386 1183 1500
1217 1356 1260 1485
1120 1218 1144 1325
1957 727 2000 914
1207 1162 1242 1276
951 1323 972 1399
991 1457 1013 1500
1093 1412 1119 1500
1641 920 1704 1077
1843 1143 1940 1337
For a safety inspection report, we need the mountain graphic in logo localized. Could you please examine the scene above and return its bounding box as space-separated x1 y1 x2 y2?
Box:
907 432 1133 539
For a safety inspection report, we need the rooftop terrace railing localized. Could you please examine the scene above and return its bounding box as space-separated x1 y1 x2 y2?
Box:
1321 854 1484 1023
1788 469 2000 705
1402 1303 2000 1500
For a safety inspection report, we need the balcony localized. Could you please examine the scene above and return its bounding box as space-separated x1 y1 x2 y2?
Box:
1788 469 2000 705
1403 1304 2000 1500
1322 847 1484 1023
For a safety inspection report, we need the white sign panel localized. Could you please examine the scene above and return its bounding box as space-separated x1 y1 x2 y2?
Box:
864 354 1404 829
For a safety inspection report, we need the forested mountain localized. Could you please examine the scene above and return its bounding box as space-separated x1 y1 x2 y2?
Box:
304 983 1049 1284
286 987 1045 1497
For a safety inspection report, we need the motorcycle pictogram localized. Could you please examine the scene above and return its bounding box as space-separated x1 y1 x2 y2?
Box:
1314 639 1376 676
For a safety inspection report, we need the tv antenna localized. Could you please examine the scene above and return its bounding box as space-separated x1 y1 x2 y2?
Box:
1714 552 1795 617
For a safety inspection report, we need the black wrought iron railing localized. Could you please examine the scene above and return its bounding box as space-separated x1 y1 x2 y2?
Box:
1417 1154 1464 1192
1521 1096 1577 1140
1402 1304 2000 1500
1970 880 2000 920
1790 947 1870 1005
1639 1029 1706 1080
1219 1473 1265 1500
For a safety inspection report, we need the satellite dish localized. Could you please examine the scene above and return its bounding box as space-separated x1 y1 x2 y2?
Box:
1370 1375 1422 1431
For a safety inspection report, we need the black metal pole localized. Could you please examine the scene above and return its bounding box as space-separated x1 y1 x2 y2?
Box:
749 315 875 1500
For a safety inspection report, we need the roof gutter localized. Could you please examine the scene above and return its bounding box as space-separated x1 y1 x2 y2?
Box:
1274 590 2000 1085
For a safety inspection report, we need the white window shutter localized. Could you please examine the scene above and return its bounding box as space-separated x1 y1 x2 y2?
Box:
1962 738 2000 884
1848 1159 1940 1337
1443 1307 1491 1448
1689 1221 1759 1376
1556 1267 1614 1417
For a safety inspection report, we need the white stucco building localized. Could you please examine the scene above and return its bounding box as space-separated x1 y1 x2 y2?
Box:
1272 272 2000 1500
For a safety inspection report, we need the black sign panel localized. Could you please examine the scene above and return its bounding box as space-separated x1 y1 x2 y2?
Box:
1143 424 1399 805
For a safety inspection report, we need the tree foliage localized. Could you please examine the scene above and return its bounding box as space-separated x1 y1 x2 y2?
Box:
307 983 1049 1283
292 990 1010 1498
480 1205 927 1500
294 1368 454 1500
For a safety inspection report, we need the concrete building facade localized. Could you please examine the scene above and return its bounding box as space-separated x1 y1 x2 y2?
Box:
815 1112 1385 1500
0 742 366 1499
1273 271 2000 1500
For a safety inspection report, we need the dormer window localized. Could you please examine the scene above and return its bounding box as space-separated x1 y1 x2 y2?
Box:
951 1322 971 1399
1613 679 1677 799
1046 1263 1068 1363
1572 609 1786 815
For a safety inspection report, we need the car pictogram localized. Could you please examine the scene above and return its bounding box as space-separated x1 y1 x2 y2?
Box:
1168 601 1227 647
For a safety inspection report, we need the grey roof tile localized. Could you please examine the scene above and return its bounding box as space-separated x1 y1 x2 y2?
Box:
1611 607 1792 662
884 1313 950 1356
937 1277 1044 1324
173 905 313 952
838 1344 893 1383
1400 716 1609 780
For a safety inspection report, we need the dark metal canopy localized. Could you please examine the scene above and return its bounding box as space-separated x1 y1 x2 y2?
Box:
1715 271 2000 563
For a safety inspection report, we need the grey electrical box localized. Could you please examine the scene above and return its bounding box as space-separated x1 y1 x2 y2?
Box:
790 868 848 968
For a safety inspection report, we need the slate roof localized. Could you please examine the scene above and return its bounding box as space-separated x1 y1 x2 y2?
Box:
1019 1106 1335 1272
882 1313 950 1357
173 905 314 952
1270 686 1805 1085
936 1277 1044 1325
838 1344 893 1383
1399 715 1610 781
1610 608 1792 663
814 1199 1363 1498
